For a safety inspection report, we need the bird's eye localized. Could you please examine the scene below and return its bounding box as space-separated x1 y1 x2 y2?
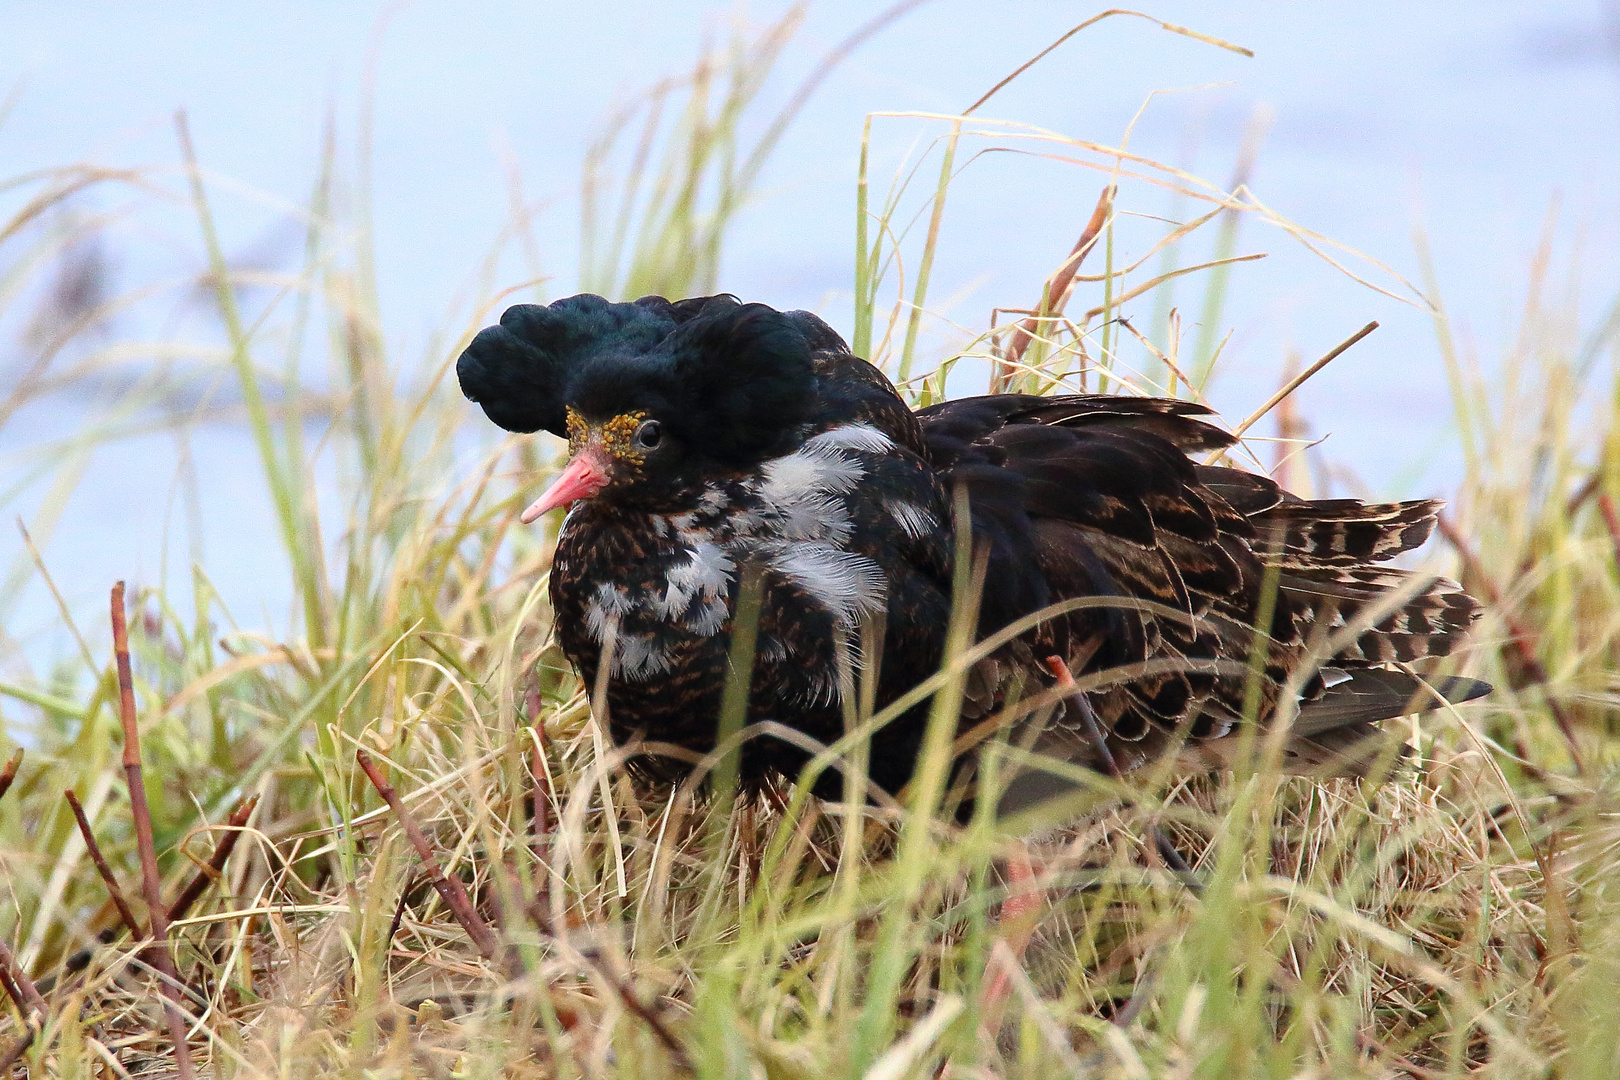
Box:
633 419 663 450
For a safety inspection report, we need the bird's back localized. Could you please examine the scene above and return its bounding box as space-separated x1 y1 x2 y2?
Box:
913 391 1484 805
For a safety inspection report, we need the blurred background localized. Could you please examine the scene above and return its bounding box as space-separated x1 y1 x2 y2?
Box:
2 0 1618 664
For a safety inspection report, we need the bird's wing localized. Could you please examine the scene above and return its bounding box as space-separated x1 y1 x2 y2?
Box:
915 394 1484 782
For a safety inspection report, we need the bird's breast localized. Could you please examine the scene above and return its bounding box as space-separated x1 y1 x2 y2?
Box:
552 422 948 702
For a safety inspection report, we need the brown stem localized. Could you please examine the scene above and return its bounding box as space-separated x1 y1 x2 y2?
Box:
1436 518 1587 776
111 582 195 1080
42 795 257 995
1565 471 1601 518
0 1030 33 1073
386 873 420 952
0 748 22 804
167 795 259 923
355 749 503 965
1046 656 1200 889
993 185 1114 393
1597 494 1620 575
1110 970 1157 1028
64 790 144 941
610 976 689 1068
569 940 687 1067
0 938 48 1034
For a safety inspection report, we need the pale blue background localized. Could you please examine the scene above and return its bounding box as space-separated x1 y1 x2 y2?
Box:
2 1 1617 662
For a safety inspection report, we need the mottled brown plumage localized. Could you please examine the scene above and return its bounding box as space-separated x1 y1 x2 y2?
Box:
922 394 1484 811
458 293 1488 813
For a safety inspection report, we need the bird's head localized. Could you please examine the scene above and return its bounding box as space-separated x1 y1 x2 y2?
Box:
457 293 818 519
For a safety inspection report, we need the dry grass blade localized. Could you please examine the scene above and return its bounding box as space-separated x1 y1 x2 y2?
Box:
526 706 553 909
964 9 1252 116
111 581 195 1080
737 0 932 194
1222 319 1379 447
354 749 504 967
1436 516 1588 776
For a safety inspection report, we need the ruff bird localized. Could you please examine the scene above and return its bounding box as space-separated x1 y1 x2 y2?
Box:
458 293 1487 812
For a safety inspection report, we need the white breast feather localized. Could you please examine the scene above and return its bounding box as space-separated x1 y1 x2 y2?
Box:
655 534 735 635
802 422 894 454
585 423 901 690
585 581 674 681
887 499 937 542
616 634 674 680
585 582 633 641
767 541 887 628
761 435 865 505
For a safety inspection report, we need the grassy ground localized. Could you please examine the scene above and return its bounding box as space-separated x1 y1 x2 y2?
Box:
3 10 1619 1078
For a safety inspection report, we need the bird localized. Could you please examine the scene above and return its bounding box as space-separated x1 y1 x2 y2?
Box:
457 292 1488 815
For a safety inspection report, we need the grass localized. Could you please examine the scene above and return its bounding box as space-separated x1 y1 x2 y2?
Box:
2 9 1619 1079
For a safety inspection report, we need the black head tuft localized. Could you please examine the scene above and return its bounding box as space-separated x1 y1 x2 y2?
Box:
660 296 816 461
456 294 673 436
460 293 819 464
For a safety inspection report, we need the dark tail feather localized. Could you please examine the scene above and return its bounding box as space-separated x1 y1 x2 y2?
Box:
1195 465 1283 515
1261 498 1443 567
1294 670 1491 736
1271 670 1490 778
1282 569 1482 663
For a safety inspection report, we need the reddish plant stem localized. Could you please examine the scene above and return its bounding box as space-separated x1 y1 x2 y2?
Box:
992 185 1115 393
977 842 1040 1037
1566 471 1602 518
0 937 47 1038
0 968 22 1024
43 795 257 994
355 749 503 964
167 796 258 923
978 656 1199 1036
1597 494 1620 574
0 759 20 1058
1436 518 1587 776
111 582 195 1080
1045 655 1122 777
0 748 22 804
64 790 144 941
